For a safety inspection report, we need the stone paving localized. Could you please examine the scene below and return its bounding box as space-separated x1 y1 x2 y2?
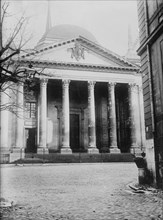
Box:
1 163 163 220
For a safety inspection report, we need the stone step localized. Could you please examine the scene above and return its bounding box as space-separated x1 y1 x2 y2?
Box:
17 153 135 163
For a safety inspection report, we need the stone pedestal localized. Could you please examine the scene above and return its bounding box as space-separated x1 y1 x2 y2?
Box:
138 168 146 184
130 147 141 155
1 147 10 154
88 81 99 154
110 148 121 153
87 148 99 154
0 148 10 163
37 148 49 155
60 148 72 154
10 148 25 163
134 156 147 184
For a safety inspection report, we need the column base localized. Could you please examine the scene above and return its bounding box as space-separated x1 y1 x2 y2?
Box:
130 147 142 155
60 147 72 154
0 148 10 164
87 148 99 154
110 147 120 153
10 148 25 163
37 148 49 154
0 147 10 154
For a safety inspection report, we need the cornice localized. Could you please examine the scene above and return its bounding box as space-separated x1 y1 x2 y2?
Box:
18 59 139 74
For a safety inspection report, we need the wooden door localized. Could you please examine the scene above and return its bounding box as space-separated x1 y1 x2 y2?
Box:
116 95 130 153
25 128 37 153
70 114 80 152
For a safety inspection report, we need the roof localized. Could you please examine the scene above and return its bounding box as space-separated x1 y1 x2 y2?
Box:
36 24 98 48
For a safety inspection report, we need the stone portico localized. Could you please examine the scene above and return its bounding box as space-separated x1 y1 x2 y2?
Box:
0 66 145 157
0 24 146 161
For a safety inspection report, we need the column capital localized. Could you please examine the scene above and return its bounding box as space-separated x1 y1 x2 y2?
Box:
88 81 96 88
62 79 70 87
40 78 48 86
128 83 139 94
128 83 138 88
108 82 116 87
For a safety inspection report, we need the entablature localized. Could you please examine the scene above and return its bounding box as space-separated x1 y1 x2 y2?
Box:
38 68 142 86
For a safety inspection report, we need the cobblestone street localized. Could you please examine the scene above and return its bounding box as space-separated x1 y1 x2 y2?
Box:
1 163 162 220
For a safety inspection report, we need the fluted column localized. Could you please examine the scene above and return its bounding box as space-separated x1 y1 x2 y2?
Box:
0 83 10 152
15 82 24 150
128 83 141 154
88 81 99 154
61 79 72 154
108 82 120 153
38 79 48 154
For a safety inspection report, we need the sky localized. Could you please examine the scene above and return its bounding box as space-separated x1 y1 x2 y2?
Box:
4 0 139 56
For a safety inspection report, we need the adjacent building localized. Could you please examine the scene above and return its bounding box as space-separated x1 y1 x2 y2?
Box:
137 0 163 187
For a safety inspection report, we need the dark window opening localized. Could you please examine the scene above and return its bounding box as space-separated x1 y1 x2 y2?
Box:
25 102 36 118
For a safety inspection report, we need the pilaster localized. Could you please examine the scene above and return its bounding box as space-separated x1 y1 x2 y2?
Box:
0 83 10 153
138 86 146 150
15 81 25 150
128 83 141 154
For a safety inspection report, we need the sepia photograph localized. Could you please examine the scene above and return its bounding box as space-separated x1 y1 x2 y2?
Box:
0 0 163 219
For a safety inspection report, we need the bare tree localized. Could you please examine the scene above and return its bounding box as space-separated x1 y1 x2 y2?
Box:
0 1 46 114
0 1 34 87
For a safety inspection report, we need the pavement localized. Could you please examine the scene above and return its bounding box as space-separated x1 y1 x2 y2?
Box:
1 163 163 220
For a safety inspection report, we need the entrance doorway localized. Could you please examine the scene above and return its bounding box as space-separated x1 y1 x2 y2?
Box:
25 128 37 153
116 85 131 153
70 114 80 152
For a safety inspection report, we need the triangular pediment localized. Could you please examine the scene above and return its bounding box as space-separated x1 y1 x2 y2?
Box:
21 37 136 69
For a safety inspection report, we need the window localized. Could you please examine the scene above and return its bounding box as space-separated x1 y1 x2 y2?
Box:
160 40 163 71
147 0 163 20
25 102 36 118
156 0 163 8
147 0 157 19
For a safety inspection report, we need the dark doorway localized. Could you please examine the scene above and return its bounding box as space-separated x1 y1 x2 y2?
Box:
70 114 80 152
25 128 37 153
116 84 131 153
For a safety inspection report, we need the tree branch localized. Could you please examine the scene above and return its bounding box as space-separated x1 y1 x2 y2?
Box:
0 49 20 63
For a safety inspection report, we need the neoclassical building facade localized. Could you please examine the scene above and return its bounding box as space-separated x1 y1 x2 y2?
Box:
1 22 146 160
